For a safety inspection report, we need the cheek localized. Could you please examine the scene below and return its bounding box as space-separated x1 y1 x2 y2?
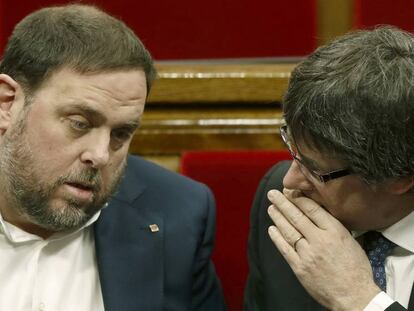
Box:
318 187 373 225
101 150 128 179
25 108 58 150
24 122 81 176
27 128 73 160
26 107 81 155
311 185 348 217
29 130 59 152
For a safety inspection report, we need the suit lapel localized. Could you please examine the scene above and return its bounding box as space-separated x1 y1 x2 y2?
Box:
94 167 165 311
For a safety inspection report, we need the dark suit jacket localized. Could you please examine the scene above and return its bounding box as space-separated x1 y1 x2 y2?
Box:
244 161 413 311
94 155 226 311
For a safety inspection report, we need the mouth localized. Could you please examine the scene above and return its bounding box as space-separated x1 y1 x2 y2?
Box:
63 182 96 201
66 182 94 191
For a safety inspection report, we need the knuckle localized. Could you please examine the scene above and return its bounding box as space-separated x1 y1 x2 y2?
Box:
279 245 290 258
304 203 319 216
284 231 298 244
296 197 319 214
289 211 304 225
276 197 292 211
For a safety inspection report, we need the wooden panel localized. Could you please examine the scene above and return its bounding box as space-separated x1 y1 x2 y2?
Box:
148 63 295 103
0 0 4 55
145 155 181 172
317 0 354 45
131 106 286 154
132 62 295 169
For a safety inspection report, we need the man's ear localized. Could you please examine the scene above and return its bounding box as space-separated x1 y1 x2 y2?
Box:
386 176 414 195
0 74 20 134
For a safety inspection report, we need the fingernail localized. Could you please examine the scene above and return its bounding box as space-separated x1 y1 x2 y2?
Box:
267 189 279 200
267 204 276 215
268 225 278 235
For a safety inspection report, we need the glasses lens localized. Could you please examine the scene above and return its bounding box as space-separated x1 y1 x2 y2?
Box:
280 126 319 179
281 126 297 158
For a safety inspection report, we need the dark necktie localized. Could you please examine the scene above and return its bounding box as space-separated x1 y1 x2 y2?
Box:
364 231 396 291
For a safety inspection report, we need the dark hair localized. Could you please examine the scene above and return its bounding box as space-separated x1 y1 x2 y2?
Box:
284 26 414 184
0 4 156 96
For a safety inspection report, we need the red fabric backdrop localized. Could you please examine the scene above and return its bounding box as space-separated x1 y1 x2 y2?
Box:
354 0 414 31
181 150 291 311
0 0 4 52
0 0 317 59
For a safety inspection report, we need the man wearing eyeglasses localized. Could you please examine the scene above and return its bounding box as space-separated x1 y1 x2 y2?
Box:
244 26 414 311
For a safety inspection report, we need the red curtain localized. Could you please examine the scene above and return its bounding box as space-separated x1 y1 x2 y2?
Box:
354 0 414 32
181 150 291 311
0 0 317 60
0 0 4 56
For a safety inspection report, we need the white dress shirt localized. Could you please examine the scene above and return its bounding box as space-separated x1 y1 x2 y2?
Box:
0 211 105 311
364 210 414 311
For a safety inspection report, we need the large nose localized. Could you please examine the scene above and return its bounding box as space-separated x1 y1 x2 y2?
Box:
283 160 314 191
80 132 110 168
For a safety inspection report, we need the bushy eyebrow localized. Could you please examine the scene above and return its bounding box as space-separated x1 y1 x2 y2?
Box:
58 102 140 130
58 102 106 123
117 120 140 132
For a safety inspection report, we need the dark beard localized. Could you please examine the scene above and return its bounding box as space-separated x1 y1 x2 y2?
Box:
0 109 126 232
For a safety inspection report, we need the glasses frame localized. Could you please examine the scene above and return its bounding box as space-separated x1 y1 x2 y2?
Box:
280 125 351 183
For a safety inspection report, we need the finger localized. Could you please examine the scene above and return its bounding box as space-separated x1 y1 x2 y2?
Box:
268 205 304 247
283 188 341 230
267 189 320 238
293 236 307 253
268 225 301 266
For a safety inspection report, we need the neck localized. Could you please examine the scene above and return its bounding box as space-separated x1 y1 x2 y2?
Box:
0 194 55 239
379 194 414 229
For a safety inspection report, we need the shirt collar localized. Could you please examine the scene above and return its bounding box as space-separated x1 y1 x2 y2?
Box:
381 210 414 253
0 208 102 243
